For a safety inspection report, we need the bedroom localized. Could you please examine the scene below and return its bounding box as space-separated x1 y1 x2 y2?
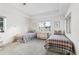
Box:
0 3 78 55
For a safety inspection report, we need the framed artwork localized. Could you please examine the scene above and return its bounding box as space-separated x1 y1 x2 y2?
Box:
54 21 60 28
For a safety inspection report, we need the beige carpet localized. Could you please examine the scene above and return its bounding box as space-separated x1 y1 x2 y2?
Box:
0 39 60 55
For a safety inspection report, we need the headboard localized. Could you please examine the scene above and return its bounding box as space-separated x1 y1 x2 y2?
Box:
54 30 65 35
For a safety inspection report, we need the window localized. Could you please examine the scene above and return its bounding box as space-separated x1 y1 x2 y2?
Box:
39 21 51 31
65 13 71 34
45 21 51 27
0 17 5 32
39 22 44 27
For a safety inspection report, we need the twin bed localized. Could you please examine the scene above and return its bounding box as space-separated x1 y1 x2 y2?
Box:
44 33 76 55
18 31 76 55
22 32 36 43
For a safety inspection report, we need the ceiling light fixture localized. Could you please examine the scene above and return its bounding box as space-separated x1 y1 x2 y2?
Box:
22 3 26 5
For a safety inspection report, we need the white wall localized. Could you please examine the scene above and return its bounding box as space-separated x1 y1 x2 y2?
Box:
29 14 65 34
65 4 79 54
0 4 29 44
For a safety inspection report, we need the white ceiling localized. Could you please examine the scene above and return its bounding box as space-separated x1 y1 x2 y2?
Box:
8 3 70 16
0 3 70 16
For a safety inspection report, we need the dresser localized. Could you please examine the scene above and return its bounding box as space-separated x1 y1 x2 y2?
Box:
37 32 49 39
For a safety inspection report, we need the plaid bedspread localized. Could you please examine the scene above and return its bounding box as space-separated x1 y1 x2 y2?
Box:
44 35 76 55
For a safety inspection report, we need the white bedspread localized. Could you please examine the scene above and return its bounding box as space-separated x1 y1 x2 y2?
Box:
23 33 36 43
48 34 70 41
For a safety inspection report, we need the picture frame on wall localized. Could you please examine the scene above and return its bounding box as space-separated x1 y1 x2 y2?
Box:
54 21 60 28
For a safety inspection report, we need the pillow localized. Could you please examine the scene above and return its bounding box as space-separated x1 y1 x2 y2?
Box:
28 30 35 33
54 30 64 35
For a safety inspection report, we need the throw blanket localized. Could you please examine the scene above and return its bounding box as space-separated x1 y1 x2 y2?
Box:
44 35 76 55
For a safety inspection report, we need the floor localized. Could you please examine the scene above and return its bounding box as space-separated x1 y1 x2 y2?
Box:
0 39 61 55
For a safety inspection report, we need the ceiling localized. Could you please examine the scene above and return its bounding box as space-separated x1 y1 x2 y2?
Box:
8 3 70 16
0 3 70 17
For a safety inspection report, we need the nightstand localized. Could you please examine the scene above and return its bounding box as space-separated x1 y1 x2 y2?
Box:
37 32 49 39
